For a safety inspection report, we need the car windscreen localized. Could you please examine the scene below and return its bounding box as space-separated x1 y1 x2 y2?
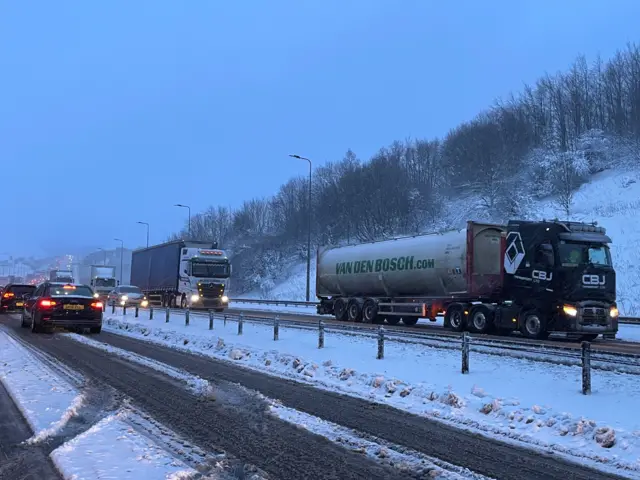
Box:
49 285 94 297
119 286 142 294
7 285 36 295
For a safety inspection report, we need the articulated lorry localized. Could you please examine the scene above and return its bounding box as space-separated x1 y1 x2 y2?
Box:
316 220 618 340
130 240 231 311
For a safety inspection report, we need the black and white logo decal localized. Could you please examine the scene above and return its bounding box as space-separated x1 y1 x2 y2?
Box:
504 231 525 274
582 274 605 286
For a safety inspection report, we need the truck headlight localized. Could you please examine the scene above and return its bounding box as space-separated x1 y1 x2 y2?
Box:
141 300 149 308
562 305 578 317
121 295 128 301
190 294 200 302
221 295 229 303
610 307 619 318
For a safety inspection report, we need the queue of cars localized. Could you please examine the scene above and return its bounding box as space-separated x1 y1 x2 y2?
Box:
0 281 103 334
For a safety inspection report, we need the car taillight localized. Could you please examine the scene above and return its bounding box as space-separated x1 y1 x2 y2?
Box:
91 302 103 309
39 299 57 308
3 292 14 298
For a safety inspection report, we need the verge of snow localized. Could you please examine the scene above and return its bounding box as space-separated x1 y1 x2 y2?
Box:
98 312 640 478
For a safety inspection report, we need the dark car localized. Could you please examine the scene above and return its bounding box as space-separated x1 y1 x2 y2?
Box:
21 282 103 333
1 284 37 313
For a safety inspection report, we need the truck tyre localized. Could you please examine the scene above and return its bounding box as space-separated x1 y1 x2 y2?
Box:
469 305 493 334
180 295 187 309
386 316 401 325
334 298 348 321
580 334 599 342
402 317 419 326
362 299 378 323
445 305 465 332
347 299 363 322
520 310 550 339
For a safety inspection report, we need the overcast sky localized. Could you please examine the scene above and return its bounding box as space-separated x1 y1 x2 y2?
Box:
2 0 639 257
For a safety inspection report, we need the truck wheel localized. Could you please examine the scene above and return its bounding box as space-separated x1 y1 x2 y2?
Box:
347 300 363 322
386 316 401 325
469 305 493 334
579 334 599 342
445 306 465 332
362 299 378 323
180 295 187 309
520 310 549 339
334 299 348 321
402 317 419 326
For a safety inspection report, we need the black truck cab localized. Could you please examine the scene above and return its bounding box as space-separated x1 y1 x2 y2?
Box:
497 220 617 339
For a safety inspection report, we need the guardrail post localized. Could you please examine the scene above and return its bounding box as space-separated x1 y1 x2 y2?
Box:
149 307 154 320
135 306 139 318
318 320 325 348
165 307 170 323
461 332 470 374
238 313 244 335
208 310 214 330
185 309 190 326
273 315 279 341
377 326 385 359
111 303 115 314
102 303 106 312
123 304 127 315
581 341 592 395
224 314 227 327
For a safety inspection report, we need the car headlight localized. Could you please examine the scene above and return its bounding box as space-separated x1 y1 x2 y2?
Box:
141 300 149 308
610 307 619 318
120 300 126 306
121 295 128 301
562 305 578 317
190 294 200 302
93 293 100 298
221 295 229 303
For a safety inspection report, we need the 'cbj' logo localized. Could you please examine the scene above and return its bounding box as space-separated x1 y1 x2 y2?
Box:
583 274 605 286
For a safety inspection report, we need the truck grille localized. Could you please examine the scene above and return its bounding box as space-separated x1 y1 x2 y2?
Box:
582 307 608 325
198 283 225 297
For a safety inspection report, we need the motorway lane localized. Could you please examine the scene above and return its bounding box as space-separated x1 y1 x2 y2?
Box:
1 316 412 480
3 314 629 480
225 306 640 355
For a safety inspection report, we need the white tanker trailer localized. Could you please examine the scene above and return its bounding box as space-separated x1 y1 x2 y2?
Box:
316 220 619 340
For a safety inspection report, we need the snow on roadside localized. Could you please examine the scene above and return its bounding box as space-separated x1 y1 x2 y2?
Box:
101 310 640 477
51 410 196 480
617 324 640 343
268 402 490 480
0 329 196 479
0 330 81 440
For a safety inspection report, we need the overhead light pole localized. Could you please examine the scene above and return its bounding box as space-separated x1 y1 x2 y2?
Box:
174 204 191 237
289 154 313 302
114 238 124 285
137 221 150 248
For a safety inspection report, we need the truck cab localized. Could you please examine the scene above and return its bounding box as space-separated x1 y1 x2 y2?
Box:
498 220 617 339
178 247 231 311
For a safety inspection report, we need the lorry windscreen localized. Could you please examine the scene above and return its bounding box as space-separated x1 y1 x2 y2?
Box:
191 261 229 278
95 278 116 287
558 242 612 267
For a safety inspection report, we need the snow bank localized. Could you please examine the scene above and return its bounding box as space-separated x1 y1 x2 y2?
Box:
99 311 640 476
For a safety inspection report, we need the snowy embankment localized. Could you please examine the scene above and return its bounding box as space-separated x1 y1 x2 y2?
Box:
0 329 196 479
99 309 640 478
256 168 640 317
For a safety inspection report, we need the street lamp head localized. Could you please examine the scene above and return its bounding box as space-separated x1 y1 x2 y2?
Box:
174 204 185 208
289 154 301 159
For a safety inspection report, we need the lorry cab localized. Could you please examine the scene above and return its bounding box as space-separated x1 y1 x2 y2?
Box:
499 220 617 338
179 247 231 310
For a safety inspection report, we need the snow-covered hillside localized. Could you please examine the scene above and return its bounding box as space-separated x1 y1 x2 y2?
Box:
246 167 640 316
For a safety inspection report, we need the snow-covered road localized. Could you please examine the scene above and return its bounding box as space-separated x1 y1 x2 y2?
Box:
98 308 640 478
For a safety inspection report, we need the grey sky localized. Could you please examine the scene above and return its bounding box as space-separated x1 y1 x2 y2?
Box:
2 0 638 257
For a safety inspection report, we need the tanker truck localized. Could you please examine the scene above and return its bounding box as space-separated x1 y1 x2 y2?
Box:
316 220 618 340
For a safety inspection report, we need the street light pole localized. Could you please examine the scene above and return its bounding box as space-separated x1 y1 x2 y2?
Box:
289 154 313 302
174 204 191 237
114 238 124 285
137 221 150 248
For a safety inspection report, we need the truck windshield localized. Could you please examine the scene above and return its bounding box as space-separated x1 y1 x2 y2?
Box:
191 261 229 278
95 278 116 287
558 242 612 267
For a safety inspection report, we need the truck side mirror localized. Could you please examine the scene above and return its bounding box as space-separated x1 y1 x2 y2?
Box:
90 280 94 286
117 280 120 285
